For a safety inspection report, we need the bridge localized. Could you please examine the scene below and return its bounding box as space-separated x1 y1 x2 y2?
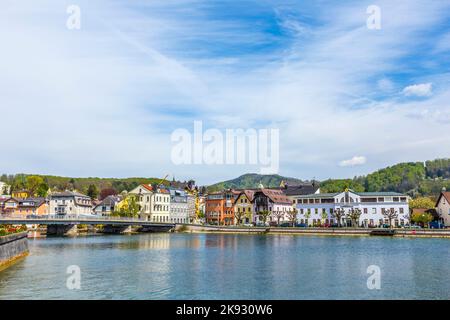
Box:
0 215 176 235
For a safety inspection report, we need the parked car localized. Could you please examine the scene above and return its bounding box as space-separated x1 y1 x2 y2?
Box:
330 223 339 228
279 222 291 227
429 221 445 229
269 221 278 227
242 223 254 227
255 222 268 227
295 223 308 228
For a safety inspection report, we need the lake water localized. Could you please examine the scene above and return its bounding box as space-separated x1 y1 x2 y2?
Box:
0 233 449 299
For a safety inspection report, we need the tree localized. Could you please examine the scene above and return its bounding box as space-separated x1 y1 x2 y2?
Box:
321 209 328 224
258 210 270 226
234 209 245 225
347 208 362 228
382 209 398 228
409 197 435 210
411 212 433 227
332 208 345 227
273 210 285 226
36 182 49 197
287 208 298 227
100 188 118 200
113 195 140 218
26 175 45 196
86 184 99 200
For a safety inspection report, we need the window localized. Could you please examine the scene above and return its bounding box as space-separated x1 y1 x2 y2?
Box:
372 208 376 214
363 208 368 214
399 208 404 214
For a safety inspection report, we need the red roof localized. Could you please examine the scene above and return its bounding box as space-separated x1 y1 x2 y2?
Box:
260 189 292 204
141 184 153 192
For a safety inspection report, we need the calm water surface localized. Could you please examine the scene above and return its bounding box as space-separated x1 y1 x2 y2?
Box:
0 233 449 299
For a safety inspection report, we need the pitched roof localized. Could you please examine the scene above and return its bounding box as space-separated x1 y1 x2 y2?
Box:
141 184 153 192
18 197 47 208
257 189 292 204
436 192 450 207
280 183 320 196
236 190 255 202
51 191 90 198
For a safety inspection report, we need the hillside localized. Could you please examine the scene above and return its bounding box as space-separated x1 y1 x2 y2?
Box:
209 158 450 197
206 173 305 193
0 174 167 196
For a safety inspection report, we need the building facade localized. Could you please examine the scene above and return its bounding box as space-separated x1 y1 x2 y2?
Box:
93 195 122 216
294 190 410 227
49 191 93 216
253 189 294 225
233 190 255 224
129 184 170 222
169 189 190 224
436 191 450 226
205 191 235 225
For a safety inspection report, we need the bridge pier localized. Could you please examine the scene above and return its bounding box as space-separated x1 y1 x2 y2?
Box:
102 225 134 234
46 224 78 236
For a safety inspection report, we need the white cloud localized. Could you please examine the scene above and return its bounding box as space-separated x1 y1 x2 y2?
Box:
402 83 433 97
339 156 367 167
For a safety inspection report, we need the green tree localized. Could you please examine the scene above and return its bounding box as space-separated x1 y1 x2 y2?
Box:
26 175 45 197
113 194 140 218
411 212 433 227
36 183 49 197
409 197 436 210
86 184 99 200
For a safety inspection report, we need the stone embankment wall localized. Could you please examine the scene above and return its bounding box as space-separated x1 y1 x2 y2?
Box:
176 224 450 238
0 232 29 271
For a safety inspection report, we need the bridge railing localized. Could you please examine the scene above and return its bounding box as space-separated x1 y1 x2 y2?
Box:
0 214 148 223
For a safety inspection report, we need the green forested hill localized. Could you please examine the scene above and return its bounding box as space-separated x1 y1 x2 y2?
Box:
206 173 304 193
319 159 450 197
209 158 450 197
0 174 166 196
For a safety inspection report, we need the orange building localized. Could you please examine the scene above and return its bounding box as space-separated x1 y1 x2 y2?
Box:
205 190 236 225
12 198 48 216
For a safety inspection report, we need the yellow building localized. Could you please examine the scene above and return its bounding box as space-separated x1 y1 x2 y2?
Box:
11 190 30 199
234 190 255 225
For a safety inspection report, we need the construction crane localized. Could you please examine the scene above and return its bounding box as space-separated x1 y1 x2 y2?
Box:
156 174 169 189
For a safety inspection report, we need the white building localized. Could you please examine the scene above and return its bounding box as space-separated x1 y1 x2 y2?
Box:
436 191 450 226
253 189 294 225
129 184 170 222
0 182 10 195
169 189 190 224
294 189 410 227
93 195 121 216
49 191 93 216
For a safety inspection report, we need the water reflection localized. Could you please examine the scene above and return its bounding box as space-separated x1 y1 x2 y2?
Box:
0 234 449 299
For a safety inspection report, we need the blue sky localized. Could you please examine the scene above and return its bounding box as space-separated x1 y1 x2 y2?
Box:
1 0 450 185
